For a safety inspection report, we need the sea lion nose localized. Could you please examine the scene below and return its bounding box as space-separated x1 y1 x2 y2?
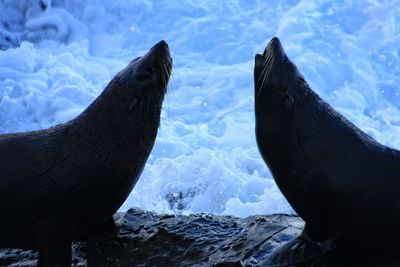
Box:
271 36 280 43
155 40 169 50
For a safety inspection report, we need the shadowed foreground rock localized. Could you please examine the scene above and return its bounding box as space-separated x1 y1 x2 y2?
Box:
3 208 400 266
0 208 303 266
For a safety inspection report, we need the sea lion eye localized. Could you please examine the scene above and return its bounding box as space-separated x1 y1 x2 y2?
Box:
137 67 154 81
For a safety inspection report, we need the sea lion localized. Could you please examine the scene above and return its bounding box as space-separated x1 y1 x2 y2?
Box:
254 37 400 266
0 40 172 266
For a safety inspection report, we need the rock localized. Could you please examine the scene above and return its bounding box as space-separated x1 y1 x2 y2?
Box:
3 208 400 266
0 208 303 266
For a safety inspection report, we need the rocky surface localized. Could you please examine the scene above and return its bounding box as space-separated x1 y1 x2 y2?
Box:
0 208 303 266
2 208 400 267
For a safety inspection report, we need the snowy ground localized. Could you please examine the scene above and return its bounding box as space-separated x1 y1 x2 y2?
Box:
0 0 400 217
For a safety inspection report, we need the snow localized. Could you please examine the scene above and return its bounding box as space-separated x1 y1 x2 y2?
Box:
0 0 400 217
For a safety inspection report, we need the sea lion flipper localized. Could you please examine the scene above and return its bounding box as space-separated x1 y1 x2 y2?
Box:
261 232 334 267
34 218 74 267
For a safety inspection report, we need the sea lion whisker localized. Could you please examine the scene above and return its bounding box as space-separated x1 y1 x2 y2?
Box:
258 50 276 96
162 63 169 88
264 54 275 82
258 56 270 83
258 63 268 95
259 58 273 96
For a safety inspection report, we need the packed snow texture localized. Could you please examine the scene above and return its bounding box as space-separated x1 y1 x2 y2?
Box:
1 0 400 217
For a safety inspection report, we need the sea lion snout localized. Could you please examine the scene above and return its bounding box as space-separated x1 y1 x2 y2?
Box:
131 40 170 71
146 40 172 78
154 40 169 50
149 40 170 58
255 37 286 94
255 36 300 97
264 36 285 61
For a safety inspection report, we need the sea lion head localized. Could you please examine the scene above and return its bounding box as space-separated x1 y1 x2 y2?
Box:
89 40 172 129
254 37 309 133
116 40 172 117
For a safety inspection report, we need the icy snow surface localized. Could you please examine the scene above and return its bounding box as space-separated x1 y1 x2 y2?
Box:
1 0 400 217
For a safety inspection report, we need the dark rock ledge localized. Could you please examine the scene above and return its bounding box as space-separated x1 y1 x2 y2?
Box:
0 208 303 266
3 209 399 266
